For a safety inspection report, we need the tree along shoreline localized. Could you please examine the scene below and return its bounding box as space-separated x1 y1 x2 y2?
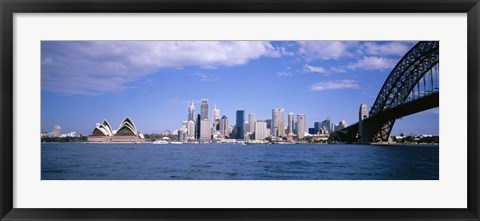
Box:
41 136 87 143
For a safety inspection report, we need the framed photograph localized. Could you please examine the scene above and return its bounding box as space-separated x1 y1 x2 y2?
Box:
1 0 479 220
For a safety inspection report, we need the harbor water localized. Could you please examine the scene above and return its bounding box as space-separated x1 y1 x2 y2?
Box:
41 143 439 180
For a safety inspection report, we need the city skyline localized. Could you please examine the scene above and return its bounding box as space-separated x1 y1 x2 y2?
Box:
41 41 439 136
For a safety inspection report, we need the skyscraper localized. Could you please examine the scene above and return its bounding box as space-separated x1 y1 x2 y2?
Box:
314 122 321 134
337 120 348 131
212 104 220 121
272 108 285 137
254 121 268 140
53 124 61 137
188 101 195 122
200 119 211 141
297 114 306 139
212 104 220 130
236 110 245 139
200 99 209 120
265 119 272 129
195 114 201 139
178 126 187 142
248 113 256 134
288 113 294 135
187 120 195 140
219 115 228 137
322 118 331 132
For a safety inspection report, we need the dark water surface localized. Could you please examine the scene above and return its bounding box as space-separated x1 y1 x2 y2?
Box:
41 143 438 180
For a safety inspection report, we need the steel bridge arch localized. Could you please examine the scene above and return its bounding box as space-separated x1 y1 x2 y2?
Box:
368 41 439 142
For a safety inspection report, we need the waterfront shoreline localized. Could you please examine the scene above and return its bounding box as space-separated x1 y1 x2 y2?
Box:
41 142 439 146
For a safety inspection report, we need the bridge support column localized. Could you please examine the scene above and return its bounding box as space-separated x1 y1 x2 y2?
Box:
359 121 367 143
358 104 369 143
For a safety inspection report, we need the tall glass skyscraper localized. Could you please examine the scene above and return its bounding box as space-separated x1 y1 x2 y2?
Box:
195 114 201 139
248 113 256 133
297 114 306 139
272 108 285 137
188 101 195 122
288 113 294 135
254 121 268 140
212 104 220 121
219 115 228 136
265 119 272 129
322 118 331 132
236 110 245 139
314 122 321 134
212 104 220 130
200 119 211 141
200 99 209 120
187 120 195 140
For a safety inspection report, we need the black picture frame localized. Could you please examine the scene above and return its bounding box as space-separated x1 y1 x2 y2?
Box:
1 0 479 220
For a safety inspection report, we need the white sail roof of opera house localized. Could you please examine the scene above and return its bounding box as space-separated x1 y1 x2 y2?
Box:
91 119 114 136
115 117 138 136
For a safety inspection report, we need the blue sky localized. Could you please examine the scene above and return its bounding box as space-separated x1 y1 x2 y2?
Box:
41 41 439 136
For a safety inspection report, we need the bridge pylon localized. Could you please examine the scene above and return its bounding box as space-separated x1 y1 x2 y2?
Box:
358 104 369 143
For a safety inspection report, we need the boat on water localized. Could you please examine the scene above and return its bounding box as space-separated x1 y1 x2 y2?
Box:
169 141 182 144
153 140 168 144
245 140 269 145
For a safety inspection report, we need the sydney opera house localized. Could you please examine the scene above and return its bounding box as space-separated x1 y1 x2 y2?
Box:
87 117 145 143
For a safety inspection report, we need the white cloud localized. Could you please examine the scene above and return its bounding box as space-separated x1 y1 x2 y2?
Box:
364 42 412 56
348 56 397 71
330 66 347 73
190 73 219 82
90 41 279 68
192 73 208 78
309 80 359 92
294 41 414 73
297 41 350 60
42 41 280 95
276 71 292 77
279 46 295 56
304 64 328 74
